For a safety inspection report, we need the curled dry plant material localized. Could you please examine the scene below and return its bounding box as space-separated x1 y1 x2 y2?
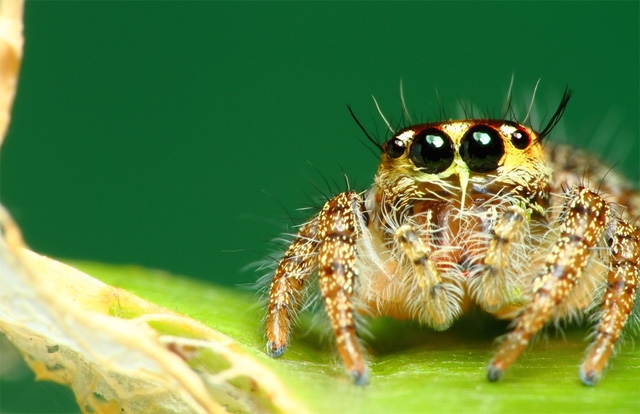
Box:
0 209 305 413
264 87 640 386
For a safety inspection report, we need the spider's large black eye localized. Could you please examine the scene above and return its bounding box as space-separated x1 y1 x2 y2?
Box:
409 128 454 174
460 125 505 172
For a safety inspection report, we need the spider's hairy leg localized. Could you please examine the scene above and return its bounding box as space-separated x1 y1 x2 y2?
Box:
317 191 368 385
487 188 609 382
580 219 640 385
395 224 456 328
266 217 319 358
476 205 526 311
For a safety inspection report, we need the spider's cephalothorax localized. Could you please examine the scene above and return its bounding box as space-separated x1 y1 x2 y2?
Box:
264 90 640 386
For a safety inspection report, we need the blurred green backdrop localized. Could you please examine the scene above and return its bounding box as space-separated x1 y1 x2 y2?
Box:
0 2 638 413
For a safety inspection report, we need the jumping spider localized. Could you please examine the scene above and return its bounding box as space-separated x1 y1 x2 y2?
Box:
264 88 640 385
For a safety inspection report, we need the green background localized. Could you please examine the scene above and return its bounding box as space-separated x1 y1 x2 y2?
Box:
0 2 638 413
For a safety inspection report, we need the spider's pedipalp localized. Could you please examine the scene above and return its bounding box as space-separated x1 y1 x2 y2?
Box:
395 223 461 329
471 205 527 312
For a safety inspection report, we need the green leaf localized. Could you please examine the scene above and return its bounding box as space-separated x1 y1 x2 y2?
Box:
65 262 639 413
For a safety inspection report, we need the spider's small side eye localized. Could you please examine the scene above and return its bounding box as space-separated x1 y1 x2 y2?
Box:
510 129 531 150
409 128 454 174
385 138 406 158
461 125 505 173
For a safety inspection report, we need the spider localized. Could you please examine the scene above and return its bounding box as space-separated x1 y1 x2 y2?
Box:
263 88 640 386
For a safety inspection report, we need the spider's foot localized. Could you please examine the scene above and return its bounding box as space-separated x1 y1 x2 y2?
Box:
487 364 504 382
579 366 600 386
351 368 369 386
266 341 287 358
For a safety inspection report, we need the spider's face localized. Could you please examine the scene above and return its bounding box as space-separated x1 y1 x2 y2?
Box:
377 120 551 204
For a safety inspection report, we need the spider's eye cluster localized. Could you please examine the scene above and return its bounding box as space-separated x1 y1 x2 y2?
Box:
384 123 532 174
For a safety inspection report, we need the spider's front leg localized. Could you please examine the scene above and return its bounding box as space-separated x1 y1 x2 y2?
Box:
316 191 368 385
487 187 609 382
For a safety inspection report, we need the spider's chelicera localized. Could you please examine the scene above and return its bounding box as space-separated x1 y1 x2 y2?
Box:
263 89 640 386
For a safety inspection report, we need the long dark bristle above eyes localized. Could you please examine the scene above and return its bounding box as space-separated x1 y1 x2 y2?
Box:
538 87 573 140
347 104 384 152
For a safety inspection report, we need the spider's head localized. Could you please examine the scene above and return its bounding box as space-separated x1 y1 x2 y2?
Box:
377 120 549 201
358 88 572 209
